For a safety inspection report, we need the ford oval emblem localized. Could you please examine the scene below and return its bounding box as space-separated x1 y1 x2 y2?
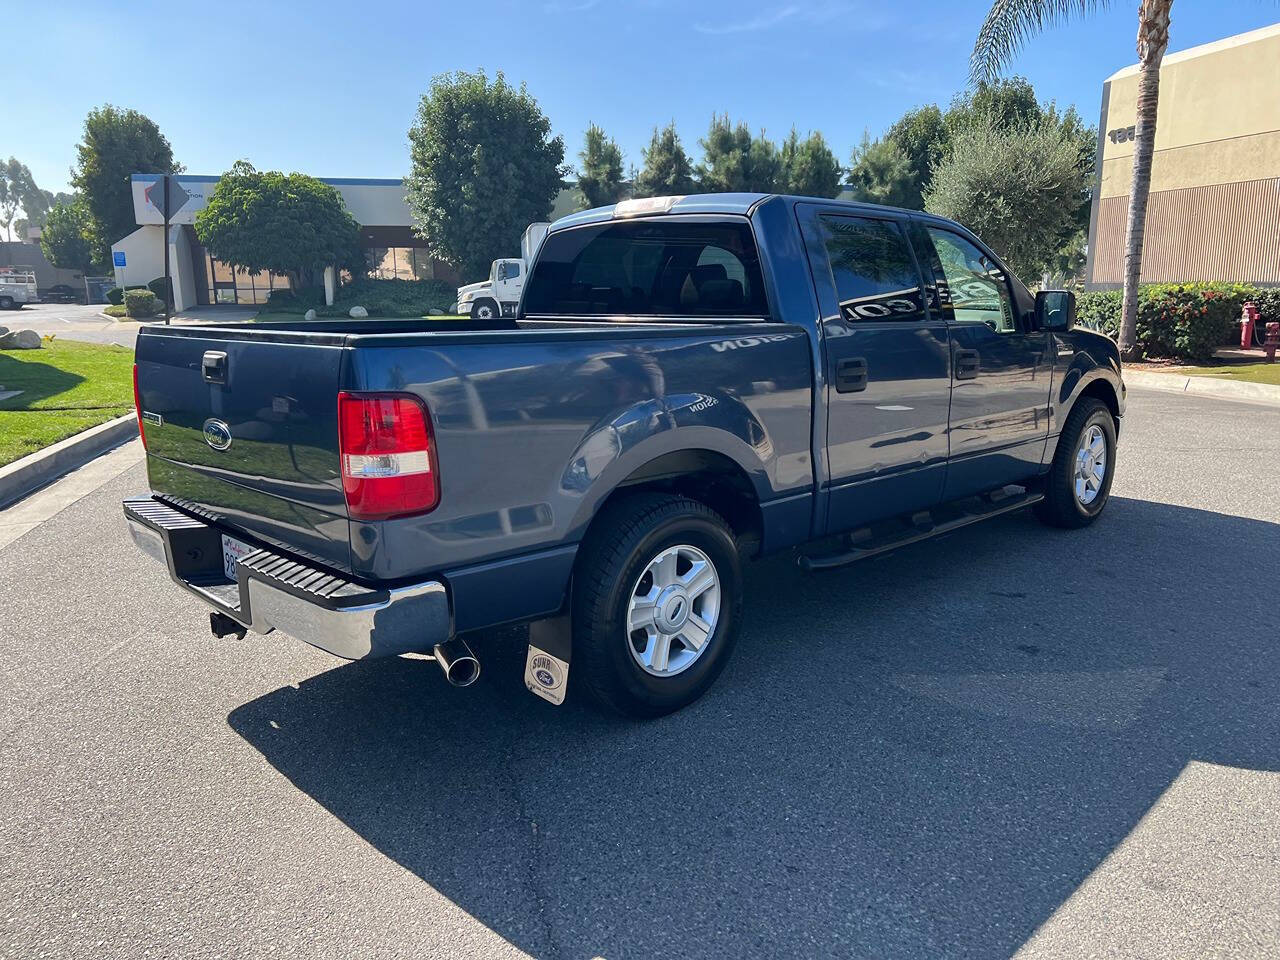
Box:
203 418 233 451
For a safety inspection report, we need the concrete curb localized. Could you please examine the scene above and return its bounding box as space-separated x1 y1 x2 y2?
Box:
0 414 139 509
1124 368 1280 406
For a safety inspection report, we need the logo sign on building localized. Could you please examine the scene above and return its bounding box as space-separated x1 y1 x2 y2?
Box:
112 251 127 268
131 175 210 226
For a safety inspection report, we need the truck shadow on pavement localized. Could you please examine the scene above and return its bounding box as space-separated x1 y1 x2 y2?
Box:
228 496 1280 959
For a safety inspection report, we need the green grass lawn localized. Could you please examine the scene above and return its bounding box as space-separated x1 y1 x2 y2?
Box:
0 340 135 466
1176 363 1280 386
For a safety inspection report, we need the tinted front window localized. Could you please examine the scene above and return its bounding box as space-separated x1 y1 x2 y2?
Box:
818 216 926 322
925 227 1016 333
522 219 767 318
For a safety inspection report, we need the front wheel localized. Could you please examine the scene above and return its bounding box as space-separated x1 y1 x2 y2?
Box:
0 297 14 310
471 297 498 320
1034 398 1117 529
572 493 743 718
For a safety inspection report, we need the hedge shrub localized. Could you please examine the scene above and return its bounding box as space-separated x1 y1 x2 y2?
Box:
1075 290 1120 334
124 289 160 318
147 277 172 302
1073 282 1270 361
265 278 455 317
1248 288 1280 328
106 284 148 306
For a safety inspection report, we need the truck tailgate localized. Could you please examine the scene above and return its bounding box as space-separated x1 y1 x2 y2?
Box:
134 327 352 572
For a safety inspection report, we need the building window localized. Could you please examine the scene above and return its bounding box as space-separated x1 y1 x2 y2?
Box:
367 247 434 281
206 254 290 305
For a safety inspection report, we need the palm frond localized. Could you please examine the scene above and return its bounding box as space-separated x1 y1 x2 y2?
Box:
970 0 1110 86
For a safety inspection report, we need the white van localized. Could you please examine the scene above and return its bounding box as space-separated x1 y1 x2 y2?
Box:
0 270 38 310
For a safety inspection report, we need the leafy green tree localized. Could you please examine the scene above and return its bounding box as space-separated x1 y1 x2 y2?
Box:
971 0 1172 358
696 115 781 193
578 123 626 209
13 191 70 239
0 158 47 242
406 71 565 282
779 128 842 197
194 161 362 288
847 133 917 209
883 105 948 209
40 197 99 273
946 78 1042 136
633 123 697 198
70 105 178 264
924 114 1088 281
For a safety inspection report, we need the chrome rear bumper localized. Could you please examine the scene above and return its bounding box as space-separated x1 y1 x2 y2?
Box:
123 496 450 660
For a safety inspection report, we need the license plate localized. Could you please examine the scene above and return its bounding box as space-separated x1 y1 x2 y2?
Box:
221 534 255 580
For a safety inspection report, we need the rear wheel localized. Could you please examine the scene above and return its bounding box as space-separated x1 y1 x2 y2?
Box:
572 493 743 718
472 297 498 320
1034 398 1117 529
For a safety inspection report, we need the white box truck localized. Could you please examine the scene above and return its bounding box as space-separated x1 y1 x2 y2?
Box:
455 222 550 319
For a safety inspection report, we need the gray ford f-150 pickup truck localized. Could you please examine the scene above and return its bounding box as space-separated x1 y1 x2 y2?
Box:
125 193 1124 717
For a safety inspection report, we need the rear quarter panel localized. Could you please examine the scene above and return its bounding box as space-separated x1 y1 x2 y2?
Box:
344 325 815 582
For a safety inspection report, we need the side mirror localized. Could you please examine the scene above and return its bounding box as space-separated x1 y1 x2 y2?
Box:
1036 289 1076 331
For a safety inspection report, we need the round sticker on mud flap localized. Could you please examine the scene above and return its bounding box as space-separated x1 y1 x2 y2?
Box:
524 645 568 705
533 657 559 688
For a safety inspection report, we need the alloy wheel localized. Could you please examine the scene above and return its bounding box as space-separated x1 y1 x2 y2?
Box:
626 544 721 677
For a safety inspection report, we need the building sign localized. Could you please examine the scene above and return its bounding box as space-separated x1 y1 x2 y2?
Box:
1108 125 1137 144
130 175 214 226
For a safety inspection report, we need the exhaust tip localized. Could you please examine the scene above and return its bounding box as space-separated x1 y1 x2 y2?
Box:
433 639 481 687
445 655 480 687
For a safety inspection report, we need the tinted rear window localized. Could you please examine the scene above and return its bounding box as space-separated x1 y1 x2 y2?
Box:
521 219 768 318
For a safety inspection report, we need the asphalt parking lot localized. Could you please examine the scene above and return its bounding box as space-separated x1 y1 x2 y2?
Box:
2 303 139 348
1 387 1278 959
4 303 258 349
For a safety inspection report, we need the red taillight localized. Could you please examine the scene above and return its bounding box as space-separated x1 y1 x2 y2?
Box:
132 364 147 449
337 392 439 521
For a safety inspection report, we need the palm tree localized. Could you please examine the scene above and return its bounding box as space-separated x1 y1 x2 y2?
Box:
971 0 1174 360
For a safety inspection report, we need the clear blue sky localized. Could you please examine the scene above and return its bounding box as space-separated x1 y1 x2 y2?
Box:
15 0 1279 197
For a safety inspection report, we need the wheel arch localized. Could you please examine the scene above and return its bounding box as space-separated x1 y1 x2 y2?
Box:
1073 377 1122 435
572 443 766 559
605 448 763 553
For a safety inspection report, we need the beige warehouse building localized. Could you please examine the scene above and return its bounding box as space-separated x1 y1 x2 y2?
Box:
1085 22 1280 289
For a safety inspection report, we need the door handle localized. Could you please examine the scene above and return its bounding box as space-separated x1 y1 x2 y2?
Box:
835 356 868 393
202 350 228 385
954 348 980 381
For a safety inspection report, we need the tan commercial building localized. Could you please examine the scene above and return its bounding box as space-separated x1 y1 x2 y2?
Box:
1085 23 1280 289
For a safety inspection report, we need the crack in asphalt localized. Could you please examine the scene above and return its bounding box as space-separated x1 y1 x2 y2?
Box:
502 720 565 960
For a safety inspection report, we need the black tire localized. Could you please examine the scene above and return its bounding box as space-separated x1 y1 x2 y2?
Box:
0 297 13 310
572 493 743 718
471 297 498 320
1034 398 1117 529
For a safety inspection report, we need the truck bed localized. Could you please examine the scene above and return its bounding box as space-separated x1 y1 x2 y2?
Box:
133 317 816 609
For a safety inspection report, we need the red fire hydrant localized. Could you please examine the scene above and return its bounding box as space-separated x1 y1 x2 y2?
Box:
1265 322 1279 363
1241 302 1259 349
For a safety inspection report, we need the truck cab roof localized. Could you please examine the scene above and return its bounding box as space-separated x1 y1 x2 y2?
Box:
550 192 934 233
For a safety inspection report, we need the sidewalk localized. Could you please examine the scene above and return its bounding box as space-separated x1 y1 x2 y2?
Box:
100 305 259 325
1125 367 1280 405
